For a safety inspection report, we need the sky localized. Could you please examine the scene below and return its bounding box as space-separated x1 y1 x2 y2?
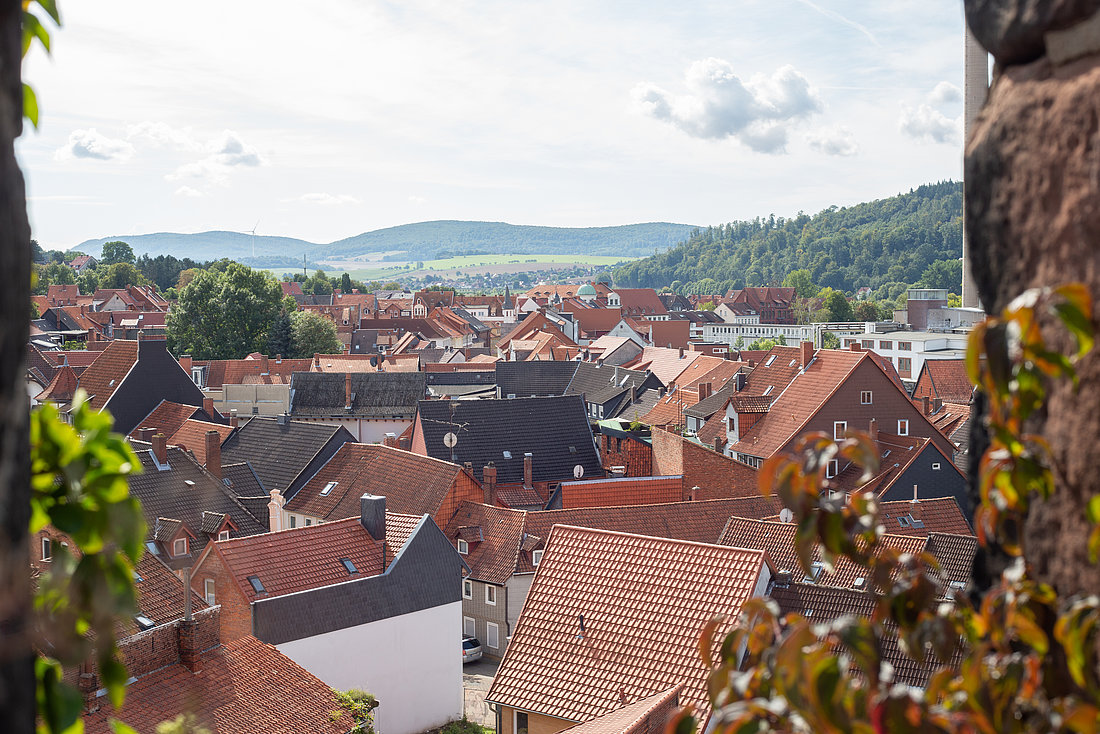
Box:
18 0 968 250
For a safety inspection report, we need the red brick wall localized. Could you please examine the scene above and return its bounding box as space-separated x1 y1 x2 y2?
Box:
651 429 757 500
435 470 485 527
192 550 253 642
912 371 936 402
599 434 653 477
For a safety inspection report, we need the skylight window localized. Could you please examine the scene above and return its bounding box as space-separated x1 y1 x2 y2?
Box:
763 385 773 396
321 481 338 496
765 355 777 367
340 558 358 574
247 575 266 594
134 615 156 631
503 450 512 459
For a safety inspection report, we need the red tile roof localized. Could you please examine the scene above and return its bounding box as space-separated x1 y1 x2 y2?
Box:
311 353 421 372
205 518 384 603
77 340 139 411
830 433 964 497
640 385 700 427
559 476 682 509
444 503 528 584
623 346 700 385
486 525 769 723
919 359 974 403
129 400 202 440
36 364 79 403
612 288 668 317
85 635 350 734
561 686 681 734
286 443 479 522
385 512 423 564
130 551 209 634
169 419 234 465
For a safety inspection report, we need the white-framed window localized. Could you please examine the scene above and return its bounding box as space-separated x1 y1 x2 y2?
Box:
532 549 543 567
41 537 51 561
204 578 215 605
463 616 476 637
486 621 500 649
457 539 469 555
218 530 230 542
462 579 472 599
305 518 312 526
932 462 941 470
860 391 872 405
173 537 188 556
485 584 496 605
833 421 847 440
898 419 909 436
826 459 838 478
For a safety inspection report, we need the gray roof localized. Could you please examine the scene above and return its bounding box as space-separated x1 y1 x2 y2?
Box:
290 371 427 418
565 362 663 417
251 516 466 644
416 395 602 486
495 361 578 398
683 384 739 420
349 329 378 354
220 416 355 497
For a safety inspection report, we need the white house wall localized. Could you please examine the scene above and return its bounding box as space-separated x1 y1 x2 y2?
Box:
277 600 463 734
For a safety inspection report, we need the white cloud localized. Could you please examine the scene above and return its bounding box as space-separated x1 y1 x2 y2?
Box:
927 81 961 105
126 121 201 151
174 186 205 198
295 192 359 205
53 128 135 162
167 129 265 185
408 195 426 205
631 59 823 153
807 126 859 156
899 103 962 144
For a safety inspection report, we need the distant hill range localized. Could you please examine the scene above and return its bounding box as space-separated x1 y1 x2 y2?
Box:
613 181 962 295
76 221 698 267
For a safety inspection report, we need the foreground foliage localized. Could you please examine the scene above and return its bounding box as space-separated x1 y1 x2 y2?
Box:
680 285 1100 733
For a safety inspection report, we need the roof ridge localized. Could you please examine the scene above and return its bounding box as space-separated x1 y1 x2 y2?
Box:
548 523 770 556
217 515 365 545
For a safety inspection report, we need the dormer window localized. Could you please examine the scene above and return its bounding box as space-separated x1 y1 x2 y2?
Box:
457 539 469 555
247 575 266 594
218 530 230 542
172 537 188 557
532 549 543 567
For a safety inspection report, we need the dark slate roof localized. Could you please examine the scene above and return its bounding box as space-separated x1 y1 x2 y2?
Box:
495 361 578 398
425 370 497 387
127 445 268 552
683 383 738 420
565 362 663 417
290 371 427 418
349 329 378 354
416 396 602 485
219 416 355 497
251 516 467 644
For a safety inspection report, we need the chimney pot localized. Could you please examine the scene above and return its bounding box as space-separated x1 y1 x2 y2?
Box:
360 494 386 541
204 430 222 479
152 433 167 464
345 373 353 409
267 489 285 532
523 453 534 489
202 397 214 417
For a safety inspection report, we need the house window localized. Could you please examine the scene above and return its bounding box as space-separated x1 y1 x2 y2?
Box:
860 391 872 405
289 515 297 529
486 622 500 649
305 519 312 526
41 537 51 561
204 578 215 605
932 462 941 471
826 459 838 478
463 579 472 599
897 341 912 351
463 616 476 638
833 421 847 440
898 357 912 375
172 537 188 557
879 341 893 350
485 585 496 605
898 419 909 436
218 530 230 542
532 549 543 567
516 712 529 734
861 340 874 349
457 539 469 555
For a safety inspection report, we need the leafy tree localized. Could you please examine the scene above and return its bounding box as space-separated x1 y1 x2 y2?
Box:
100 240 135 266
948 292 962 307
333 689 378 734
733 336 745 350
852 300 882 322
698 301 717 311
176 268 200 291
31 238 43 263
267 310 293 358
381 281 404 290
99 262 147 289
44 262 75 286
303 269 332 296
919 257 963 291
821 331 840 349
340 273 354 293
782 269 818 298
282 294 298 313
824 289 853 322
748 338 777 351
289 310 341 358
166 263 283 359
76 268 99 295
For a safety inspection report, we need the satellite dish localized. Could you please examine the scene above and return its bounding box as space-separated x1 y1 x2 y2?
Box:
779 508 794 524
370 355 379 367
573 464 584 479
443 432 458 449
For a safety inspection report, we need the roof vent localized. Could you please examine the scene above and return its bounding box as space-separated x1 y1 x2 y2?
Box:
276 414 289 425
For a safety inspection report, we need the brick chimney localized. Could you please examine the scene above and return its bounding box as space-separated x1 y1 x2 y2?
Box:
869 418 878 443
179 354 192 373
713 436 724 453
523 453 533 489
483 463 497 506
202 397 214 416
204 430 221 478
177 619 203 673
685 485 699 501
360 494 386 541
78 662 99 713
267 489 284 532
922 396 931 415
229 409 238 428
345 373 352 410
260 355 269 373
698 382 711 400
152 433 167 464
849 341 862 352
800 341 814 370
137 427 155 442
314 353 321 368
383 432 398 448
933 397 943 413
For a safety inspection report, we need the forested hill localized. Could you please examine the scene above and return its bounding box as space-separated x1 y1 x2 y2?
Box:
613 181 962 295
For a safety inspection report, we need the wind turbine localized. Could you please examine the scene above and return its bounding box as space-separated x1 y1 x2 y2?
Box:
248 219 260 259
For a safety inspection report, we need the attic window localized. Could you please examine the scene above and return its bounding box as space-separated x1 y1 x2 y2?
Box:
134 615 156 631
568 445 577 454
908 515 925 529
765 355 777 367
532 549 543 567
457 539 469 555
132 569 143 583
897 516 911 528
247 575 266 594
340 558 358 574
803 561 824 583
321 481 338 496
932 462 941 471
184 480 195 488
172 537 188 556
218 530 230 542
826 459 838 478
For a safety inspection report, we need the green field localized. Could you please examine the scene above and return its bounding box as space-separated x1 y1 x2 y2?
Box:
302 253 639 280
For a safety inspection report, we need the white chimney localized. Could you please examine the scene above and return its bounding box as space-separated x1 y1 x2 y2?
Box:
268 489 285 531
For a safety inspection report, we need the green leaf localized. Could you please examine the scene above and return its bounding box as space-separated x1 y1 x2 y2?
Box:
23 83 39 129
109 721 139 734
22 11 51 55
